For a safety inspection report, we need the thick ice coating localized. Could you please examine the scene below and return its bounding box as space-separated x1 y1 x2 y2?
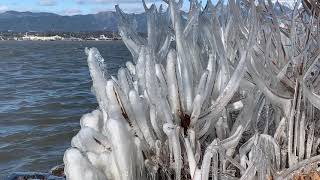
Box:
64 0 320 179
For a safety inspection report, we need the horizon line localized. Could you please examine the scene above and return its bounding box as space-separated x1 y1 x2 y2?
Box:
0 9 147 16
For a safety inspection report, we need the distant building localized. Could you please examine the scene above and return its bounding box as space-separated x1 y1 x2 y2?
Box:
86 36 99 41
22 33 64 41
67 37 83 41
99 35 113 41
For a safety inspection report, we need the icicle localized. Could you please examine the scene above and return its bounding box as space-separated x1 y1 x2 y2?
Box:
105 118 139 180
117 68 132 96
129 90 156 148
184 138 199 179
71 127 111 154
166 49 181 122
163 123 182 180
64 148 107 180
86 152 120 180
115 5 145 61
80 109 103 132
150 105 165 141
303 57 320 110
200 50 248 121
86 47 109 112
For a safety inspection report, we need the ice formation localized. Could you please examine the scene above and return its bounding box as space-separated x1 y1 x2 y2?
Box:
64 0 320 179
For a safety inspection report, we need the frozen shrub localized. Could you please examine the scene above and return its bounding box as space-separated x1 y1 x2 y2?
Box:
64 0 320 179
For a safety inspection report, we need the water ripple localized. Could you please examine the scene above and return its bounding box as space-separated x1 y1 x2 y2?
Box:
0 41 131 178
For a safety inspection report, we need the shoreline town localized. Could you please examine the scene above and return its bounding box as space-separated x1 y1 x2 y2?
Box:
0 31 124 41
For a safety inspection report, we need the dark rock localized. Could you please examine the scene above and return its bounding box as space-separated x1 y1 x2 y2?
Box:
6 172 65 180
7 163 66 180
50 164 65 177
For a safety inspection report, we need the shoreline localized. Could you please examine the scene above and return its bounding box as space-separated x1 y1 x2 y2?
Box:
0 39 122 42
6 164 65 180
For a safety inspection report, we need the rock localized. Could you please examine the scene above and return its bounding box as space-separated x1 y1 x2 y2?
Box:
6 164 65 180
50 164 65 177
6 172 65 180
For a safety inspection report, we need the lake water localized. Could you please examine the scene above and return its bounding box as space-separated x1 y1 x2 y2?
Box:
0 41 131 178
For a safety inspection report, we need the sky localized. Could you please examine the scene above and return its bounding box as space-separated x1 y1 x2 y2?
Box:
0 0 168 15
0 0 296 16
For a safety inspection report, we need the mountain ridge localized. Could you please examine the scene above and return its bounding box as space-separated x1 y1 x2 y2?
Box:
0 2 291 33
0 10 146 32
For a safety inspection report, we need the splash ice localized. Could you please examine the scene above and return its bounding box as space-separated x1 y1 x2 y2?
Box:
64 0 320 179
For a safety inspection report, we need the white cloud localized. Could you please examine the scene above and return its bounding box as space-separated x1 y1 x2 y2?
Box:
75 0 162 5
86 0 165 13
92 0 110 3
0 5 8 13
39 0 57 6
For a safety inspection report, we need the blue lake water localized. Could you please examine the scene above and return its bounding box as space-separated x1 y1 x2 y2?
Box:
0 41 131 178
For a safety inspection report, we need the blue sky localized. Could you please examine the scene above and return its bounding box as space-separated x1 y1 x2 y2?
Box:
0 0 295 16
0 0 170 15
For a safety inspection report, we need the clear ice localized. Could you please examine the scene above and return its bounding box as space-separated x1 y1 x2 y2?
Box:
64 0 320 179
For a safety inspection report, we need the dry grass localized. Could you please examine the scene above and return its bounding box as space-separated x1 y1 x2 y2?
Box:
293 170 320 180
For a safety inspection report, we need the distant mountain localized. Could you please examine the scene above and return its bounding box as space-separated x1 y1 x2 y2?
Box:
0 2 291 33
0 11 147 32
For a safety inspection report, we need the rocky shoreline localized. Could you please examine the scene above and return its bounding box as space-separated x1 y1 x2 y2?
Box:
6 164 65 180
